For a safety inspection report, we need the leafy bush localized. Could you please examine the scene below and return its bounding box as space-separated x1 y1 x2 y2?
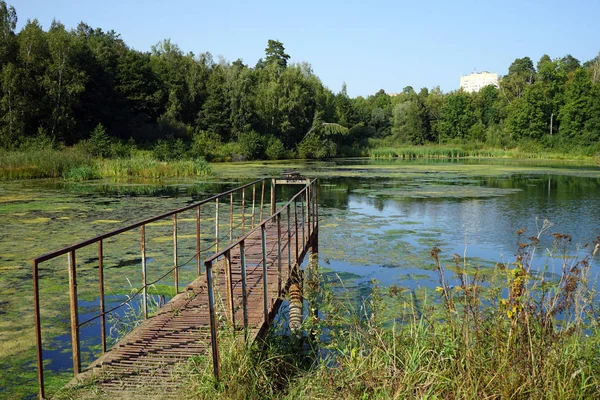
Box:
87 123 112 158
191 130 222 161
297 134 337 159
265 136 286 160
153 139 187 161
19 128 56 151
237 131 265 160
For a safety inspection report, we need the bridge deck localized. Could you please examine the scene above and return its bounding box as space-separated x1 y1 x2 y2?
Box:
72 218 311 397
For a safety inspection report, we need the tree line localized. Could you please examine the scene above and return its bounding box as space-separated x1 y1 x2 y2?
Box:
1 1 599 160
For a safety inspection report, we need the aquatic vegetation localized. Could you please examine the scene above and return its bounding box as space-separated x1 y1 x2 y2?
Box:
1 159 600 398
369 144 597 162
175 233 600 399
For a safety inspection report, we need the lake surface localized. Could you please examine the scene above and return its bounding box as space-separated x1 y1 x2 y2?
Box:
1 158 599 398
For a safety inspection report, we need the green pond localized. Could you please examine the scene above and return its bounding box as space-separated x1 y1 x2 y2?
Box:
1 158 600 399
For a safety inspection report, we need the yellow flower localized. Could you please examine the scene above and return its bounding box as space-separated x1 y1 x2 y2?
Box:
435 286 444 293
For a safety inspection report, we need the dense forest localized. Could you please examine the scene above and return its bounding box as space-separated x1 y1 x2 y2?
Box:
1 1 600 161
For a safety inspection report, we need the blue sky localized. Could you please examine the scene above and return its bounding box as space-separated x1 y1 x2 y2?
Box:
9 0 600 97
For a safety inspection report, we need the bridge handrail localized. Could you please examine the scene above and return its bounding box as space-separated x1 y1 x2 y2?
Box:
204 178 316 265
33 178 266 264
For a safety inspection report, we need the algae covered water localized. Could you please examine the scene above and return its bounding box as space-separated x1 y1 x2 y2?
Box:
1 158 600 398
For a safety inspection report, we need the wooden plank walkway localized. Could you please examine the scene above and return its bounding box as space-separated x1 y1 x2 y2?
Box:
71 217 313 398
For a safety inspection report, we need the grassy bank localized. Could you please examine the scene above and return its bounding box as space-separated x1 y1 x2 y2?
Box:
176 232 600 399
370 144 600 162
0 149 212 181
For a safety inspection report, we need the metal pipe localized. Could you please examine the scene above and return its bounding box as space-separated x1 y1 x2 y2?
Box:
141 225 147 319
261 225 268 324
301 193 305 247
68 250 81 375
287 204 291 274
239 240 248 343
33 260 45 400
215 198 219 253
196 205 201 276
251 184 256 228
259 180 265 222
205 261 220 380
270 178 276 216
98 240 106 353
294 199 299 264
306 185 311 240
173 214 178 294
241 188 245 236
224 250 235 325
277 213 282 297
229 193 233 243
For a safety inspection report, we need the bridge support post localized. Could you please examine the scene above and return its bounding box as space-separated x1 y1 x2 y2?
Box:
307 234 319 337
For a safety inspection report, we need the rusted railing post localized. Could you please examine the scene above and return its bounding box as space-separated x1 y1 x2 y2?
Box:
33 260 45 400
173 214 179 294
294 199 299 264
141 225 148 319
259 180 265 222
287 204 291 273
251 184 256 228
301 193 305 247
306 185 311 239
196 205 201 276
98 240 106 353
215 198 220 253
224 250 235 325
277 213 282 296
270 178 276 217
261 225 268 323
68 250 81 375
229 193 233 243
241 188 246 236
239 240 248 343
204 260 220 380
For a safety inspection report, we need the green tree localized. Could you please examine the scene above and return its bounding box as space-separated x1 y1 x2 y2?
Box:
17 19 50 137
559 68 593 144
559 54 580 74
424 86 446 144
500 57 536 102
0 62 22 146
505 83 547 141
44 20 86 142
265 39 290 71
0 1 17 67
438 91 476 141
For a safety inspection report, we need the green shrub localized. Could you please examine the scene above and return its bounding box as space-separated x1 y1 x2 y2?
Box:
19 128 56 151
297 134 337 159
191 131 222 161
87 123 112 158
265 136 286 160
238 131 265 160
153 139 188 161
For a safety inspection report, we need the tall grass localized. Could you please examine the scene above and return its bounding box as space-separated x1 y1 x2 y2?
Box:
0 148 212 180
180 228 600 399
0 148 94 180
370 144 596 161
97 157 212 178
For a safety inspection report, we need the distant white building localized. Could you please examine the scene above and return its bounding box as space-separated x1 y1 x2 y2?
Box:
459 71 499 93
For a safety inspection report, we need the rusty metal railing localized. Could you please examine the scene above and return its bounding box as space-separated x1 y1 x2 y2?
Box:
202 178 318 379
32 177 287 399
